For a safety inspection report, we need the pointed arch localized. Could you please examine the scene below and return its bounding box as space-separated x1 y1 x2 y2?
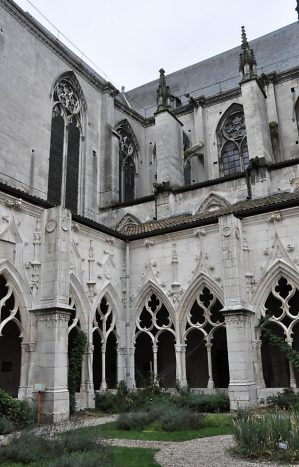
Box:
0 260 31 339
198 192 230 214
131 280 175 340
51 71 87 114
251 259 299 313
92 282 122 325
69 273 90 333
177 272 224 331
92 284 121 390
115 119 139 203
217 103 248 176
48 71 86 213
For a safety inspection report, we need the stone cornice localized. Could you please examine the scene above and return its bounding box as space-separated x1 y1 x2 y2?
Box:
1 0 107 94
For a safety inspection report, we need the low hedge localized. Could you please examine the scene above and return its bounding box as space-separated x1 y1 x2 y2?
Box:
0 388 34 429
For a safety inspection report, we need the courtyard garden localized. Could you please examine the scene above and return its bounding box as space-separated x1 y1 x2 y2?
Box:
1 385 299 466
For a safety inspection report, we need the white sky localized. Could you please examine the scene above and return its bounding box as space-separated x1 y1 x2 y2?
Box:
13 0 297 90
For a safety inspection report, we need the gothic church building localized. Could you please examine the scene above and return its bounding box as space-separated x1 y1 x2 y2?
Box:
1 0 299 421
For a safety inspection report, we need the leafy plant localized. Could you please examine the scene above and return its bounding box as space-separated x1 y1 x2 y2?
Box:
68 330 87 414
266 389 299 410
175 389 229 413
0 388 34 429
232 409 299 462
0 429 110 466
0 416 15 434
117 412 153 431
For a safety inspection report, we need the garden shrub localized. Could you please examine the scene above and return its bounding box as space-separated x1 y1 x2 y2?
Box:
60 428 100 452
159 406 202 431
176 390 230 413
0 432 65 464
116 412 153 431
117 402 203 432
68 330 87 415
232 409 299 462
0 388 34 429
96 381 229 415
0 430 110 466
266 389 299 410
0 416 15 434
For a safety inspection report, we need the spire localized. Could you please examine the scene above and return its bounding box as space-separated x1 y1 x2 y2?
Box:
156 68 171 111
239 26 257 81
296 0 299 21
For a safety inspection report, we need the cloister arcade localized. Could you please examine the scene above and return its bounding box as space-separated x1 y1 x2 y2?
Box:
1 270 299 401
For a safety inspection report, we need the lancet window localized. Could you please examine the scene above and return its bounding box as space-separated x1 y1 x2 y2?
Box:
134 293 176 387
116 120 138 203
218 106 249 176
93 297 117 390
48 73 85 212
261 277 299 388
184 286 228 388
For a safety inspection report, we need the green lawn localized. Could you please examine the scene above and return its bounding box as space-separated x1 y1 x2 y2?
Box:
1 414 232 466
110 447 160 467
68 413 232 442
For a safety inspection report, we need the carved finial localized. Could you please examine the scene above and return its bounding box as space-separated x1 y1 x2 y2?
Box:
239 26 257 81
156 68 171 111
241 25 249 50
296 0 299 21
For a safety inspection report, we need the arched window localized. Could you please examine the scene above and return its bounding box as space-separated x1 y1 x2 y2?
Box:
134 293 176 387
218 106 249 176
115 120 139 203
183 286 228 388
93 296 117 390
48 73 86 212
261 277 299 388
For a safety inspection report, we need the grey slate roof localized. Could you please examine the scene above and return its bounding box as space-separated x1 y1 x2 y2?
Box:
126 22 299 117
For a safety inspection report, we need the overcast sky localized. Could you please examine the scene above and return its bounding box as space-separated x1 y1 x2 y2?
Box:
13 0 297 90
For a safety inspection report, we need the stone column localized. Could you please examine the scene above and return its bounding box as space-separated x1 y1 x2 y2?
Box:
224 311 257 409
206 343 215 389
30 206 73 422
175 344 186 387
100 345 107 391
80 343 95 410
18 342 36 400
128 345 136 389
33 310 70 422
220 214 257 408
153 344 158 380
117 346 127 384
252 339 265 389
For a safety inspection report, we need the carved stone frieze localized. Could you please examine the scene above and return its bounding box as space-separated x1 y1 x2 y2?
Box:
267 211 282 223
5 198 23 210
224 314 252 326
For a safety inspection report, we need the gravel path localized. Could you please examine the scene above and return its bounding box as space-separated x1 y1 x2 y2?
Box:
1 416 299 466
106 435 299 467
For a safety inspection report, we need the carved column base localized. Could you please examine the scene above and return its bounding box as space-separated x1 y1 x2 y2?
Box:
229 382 257 410
32 389 69 423
30 306 71 423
